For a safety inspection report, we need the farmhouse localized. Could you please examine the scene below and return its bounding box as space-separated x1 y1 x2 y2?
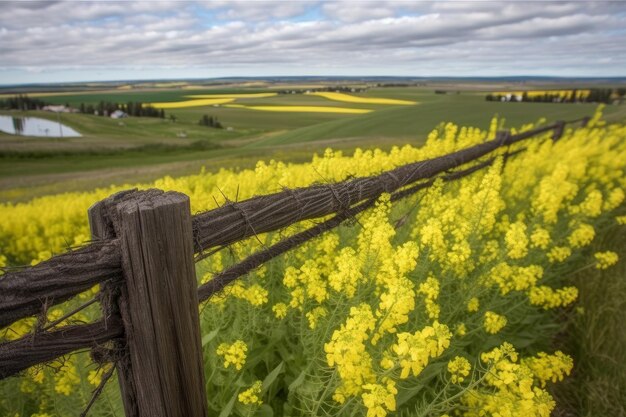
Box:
110 110 128 119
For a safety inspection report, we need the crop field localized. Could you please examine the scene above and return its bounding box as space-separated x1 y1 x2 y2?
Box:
2 83 626 203
0 103 625 416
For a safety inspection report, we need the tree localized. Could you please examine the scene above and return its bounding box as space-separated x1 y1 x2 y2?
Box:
616 88 626 104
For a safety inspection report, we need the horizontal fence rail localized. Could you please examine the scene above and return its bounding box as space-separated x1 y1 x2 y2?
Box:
0 117 590 393
0 119 584 330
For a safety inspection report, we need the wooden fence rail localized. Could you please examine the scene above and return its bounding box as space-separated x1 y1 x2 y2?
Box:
0 117 589 416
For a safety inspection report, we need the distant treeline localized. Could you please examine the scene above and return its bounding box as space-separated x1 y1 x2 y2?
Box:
198 114 223 129
77 101 165 118
277 85 368 94
486 88 625 104
0 95 50 110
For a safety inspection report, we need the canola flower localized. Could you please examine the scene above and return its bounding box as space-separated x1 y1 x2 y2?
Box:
594 251 619 269
224 104 372 113
448 356 472 384
2 107 626 417
492 90 591 99
186 93 278 99
216 340 248 370
309 91 416 105
149 98 234 108
238 381 263 405
361 379 398 417
467 297 480 313
483 311 507 334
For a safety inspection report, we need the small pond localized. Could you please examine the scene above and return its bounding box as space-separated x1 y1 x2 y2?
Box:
0 115 82 137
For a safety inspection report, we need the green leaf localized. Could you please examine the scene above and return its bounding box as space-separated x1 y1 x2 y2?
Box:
255 404 274 417
396 362 446 407
288 368 307 393
202 329 220 347
262 361 285 393
218 391 238 417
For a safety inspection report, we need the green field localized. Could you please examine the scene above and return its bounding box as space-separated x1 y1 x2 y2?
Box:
2 83 625 202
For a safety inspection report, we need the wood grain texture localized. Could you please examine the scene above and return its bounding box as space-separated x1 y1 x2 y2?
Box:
88 192 139 417
116 190 208 417
0 318 123 378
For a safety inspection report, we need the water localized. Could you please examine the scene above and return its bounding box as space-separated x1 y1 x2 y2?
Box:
0 115 82 137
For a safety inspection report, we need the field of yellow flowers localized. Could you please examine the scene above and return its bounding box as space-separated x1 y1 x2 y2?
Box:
1 107 625 417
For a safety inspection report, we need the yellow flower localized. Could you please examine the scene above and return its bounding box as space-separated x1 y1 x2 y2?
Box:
528 285 578 309
547 246 571 263
483 311 507 334
216 340 248 370
388 322 451 379
362 379 397 417
87 364 112 387
568 223 595 248
505 221 529 259
530 226 551 249
448 356 472 384
523 351 573 387
54 360 80 396
272 303 288 319
306 306 327 329
594 251 618 269
467 297 480 313
238 380 263 405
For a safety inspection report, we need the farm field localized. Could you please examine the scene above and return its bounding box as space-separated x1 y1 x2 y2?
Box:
1 106 625 417
2 82 626 202
3 1 626 416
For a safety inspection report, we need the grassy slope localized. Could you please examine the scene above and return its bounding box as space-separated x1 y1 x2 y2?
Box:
2 86 626 202
256 92 624 147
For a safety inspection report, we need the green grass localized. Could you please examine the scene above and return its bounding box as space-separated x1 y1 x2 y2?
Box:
255 92 623 147
2 85 625 203
554 214 626 416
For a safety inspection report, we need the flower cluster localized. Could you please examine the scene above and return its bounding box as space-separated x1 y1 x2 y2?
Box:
216 340 248 370
483 311 507 334
448 356 472 384
238 381 263 405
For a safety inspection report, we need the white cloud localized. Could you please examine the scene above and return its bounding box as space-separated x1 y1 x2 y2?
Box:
0 0 625 82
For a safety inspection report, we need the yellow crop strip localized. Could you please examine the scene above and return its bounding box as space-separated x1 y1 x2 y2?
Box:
149 98 235 109
310 91 416 105
186 93 278 99
223 104 372 114
493 90 591 98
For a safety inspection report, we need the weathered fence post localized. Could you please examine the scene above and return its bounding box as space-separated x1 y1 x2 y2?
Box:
552 120 566 141
581 116 591 127
88 190 208 417
89 190 139 417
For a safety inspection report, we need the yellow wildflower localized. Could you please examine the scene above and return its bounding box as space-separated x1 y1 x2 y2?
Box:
216 340 248 370
547 246 571 263
362 379 398 417
448 356 472 384
483 311 507 334
467 297 480 313
272 303 288 319
238 380 263 405
505 221 529 259
306 306 327 329
594 251 618 269
523 351 573 387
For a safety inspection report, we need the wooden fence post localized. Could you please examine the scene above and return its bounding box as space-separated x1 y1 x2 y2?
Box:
89 190 139 417
89 190 208 417
552 120 566 141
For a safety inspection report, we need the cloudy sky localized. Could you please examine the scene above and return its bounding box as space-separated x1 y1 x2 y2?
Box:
1 1 625 84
